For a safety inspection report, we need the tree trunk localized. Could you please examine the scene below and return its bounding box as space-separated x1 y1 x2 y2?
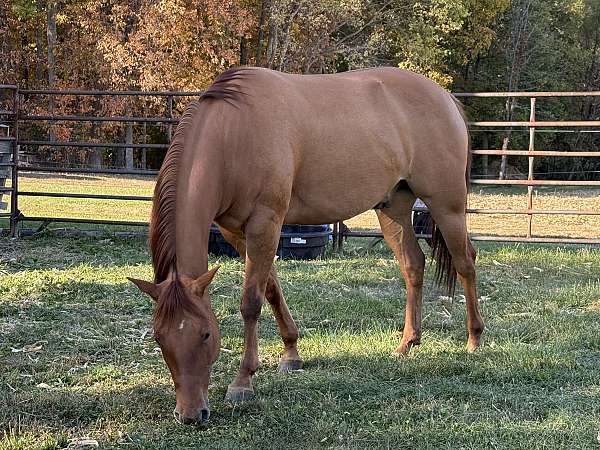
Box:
499 98 516 180
90 151 102 169
255 0 268 66
500 0 532 180
125 122 134 169
240 37 248 65
142 120 147 170
481 133 489 177
35 0 44 83
277 5 299 71
46 0 57 142
46 0 56 87
266 2 278 69
90 99 102 169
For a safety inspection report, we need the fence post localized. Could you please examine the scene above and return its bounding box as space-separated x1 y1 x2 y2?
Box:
337 221 345 253
526 97 536 238
9 88 20 237
167 95 173 143
332 221 338 252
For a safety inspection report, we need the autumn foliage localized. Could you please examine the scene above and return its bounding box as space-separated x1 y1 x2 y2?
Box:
1 0 599 176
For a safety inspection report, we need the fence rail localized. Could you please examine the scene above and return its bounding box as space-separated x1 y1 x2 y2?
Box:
0 87 598 246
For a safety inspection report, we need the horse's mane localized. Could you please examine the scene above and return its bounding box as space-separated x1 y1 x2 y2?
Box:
199 67 249 106
149 67 249 328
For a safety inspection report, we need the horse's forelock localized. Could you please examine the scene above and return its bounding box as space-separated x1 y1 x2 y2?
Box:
153 279 201 331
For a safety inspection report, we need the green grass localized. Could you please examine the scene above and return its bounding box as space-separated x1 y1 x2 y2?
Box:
1 235 599 449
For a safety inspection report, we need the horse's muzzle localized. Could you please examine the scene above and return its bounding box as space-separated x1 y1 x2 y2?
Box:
173 407 210 425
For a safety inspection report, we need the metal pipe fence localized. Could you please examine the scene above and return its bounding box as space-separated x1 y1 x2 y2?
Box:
0 87 598 246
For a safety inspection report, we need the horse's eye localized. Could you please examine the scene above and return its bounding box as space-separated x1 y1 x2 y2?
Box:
202 332 211 343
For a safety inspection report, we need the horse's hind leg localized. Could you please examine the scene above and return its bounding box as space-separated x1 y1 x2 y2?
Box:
424 197 484 352
375 190 426 355
264 267 303 372
219 225 302 373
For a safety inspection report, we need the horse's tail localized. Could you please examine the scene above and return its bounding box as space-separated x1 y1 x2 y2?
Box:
430 224 457 296
430 95 471 296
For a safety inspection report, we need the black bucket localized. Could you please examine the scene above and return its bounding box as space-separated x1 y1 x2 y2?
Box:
277 224 331 260
208 225 240 258
208 224 331 260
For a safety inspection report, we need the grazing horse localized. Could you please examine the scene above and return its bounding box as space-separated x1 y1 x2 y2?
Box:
129 67 484 424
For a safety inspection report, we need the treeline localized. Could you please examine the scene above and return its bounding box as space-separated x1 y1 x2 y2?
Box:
1 0 599 179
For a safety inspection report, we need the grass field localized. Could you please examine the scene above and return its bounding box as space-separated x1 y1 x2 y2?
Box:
1 234 599 449
2 172 600 239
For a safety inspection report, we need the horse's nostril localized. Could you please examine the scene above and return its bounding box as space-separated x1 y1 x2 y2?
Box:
200 408 210 422
174 409 197 425
173 409 182 424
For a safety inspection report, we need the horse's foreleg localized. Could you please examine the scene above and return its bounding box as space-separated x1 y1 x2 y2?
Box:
375 191 426 356
222 211 283 403
218 226 302 373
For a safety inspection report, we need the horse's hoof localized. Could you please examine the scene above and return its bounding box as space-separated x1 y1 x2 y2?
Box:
278 358 303 373
225 386 255 404
466 338 481 353
394 340 417 357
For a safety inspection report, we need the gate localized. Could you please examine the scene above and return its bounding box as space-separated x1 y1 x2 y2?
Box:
0 85 18 236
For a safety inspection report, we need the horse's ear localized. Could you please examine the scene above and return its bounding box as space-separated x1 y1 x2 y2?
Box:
128 277 159 301
191 266 220 297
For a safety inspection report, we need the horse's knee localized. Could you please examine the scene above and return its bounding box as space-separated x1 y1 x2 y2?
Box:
240 294 263 321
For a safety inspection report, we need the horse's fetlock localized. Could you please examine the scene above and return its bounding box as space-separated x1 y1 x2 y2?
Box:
283 330 299 346
403 329 421 345
470 322 484 337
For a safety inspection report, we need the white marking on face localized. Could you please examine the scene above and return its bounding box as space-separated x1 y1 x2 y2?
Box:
178 319 186 331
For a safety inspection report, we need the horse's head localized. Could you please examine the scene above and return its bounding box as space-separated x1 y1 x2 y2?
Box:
129 266 220 425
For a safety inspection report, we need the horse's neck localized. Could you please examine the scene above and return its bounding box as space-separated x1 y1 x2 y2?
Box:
174 154 222 279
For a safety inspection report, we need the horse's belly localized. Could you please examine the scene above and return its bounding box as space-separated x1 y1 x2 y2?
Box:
284 160 403 225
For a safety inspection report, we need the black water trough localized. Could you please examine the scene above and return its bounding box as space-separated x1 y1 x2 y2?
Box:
208 224 332 260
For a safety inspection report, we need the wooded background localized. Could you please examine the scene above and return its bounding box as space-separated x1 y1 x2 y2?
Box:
1 0 599 178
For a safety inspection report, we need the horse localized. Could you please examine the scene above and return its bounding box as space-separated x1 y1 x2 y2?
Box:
128 66 484 425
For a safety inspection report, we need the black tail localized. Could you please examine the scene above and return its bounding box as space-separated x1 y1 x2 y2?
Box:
430 96 471 296
431 224 457 296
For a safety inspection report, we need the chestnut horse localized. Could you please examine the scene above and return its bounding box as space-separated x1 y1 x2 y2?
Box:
129 67 484 424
